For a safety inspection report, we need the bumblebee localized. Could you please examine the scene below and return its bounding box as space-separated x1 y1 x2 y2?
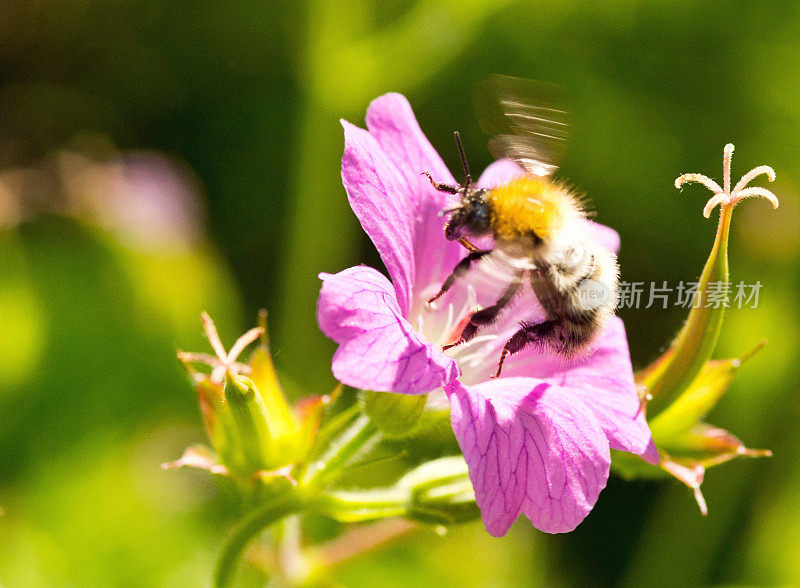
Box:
425 76 618 377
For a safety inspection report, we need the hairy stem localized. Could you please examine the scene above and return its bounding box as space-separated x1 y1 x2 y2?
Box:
215 492 304 587
301 413 380 488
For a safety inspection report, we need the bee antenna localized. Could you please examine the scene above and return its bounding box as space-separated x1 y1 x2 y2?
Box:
453 131 472 190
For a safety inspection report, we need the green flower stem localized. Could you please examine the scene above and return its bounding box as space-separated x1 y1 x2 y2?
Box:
214 491 305 588
301 413 380 489
643 207 731 415
214 413 379 586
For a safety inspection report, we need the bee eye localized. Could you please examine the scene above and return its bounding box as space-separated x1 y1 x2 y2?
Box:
468 203 490 233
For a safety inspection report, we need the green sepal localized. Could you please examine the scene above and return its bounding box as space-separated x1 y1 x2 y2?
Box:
224 372 274 473
660 422 771 463
300 413 380 489
304 401 361 466
610 449 671 481
400 457 480 525
291 393 333 464
194 378 244 473
249 347 299 435
648 342 761 441
396 455 470 491
360 390 427 438
248 312 301 441
312 488 408 523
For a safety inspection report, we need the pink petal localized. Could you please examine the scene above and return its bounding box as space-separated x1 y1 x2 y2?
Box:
497 317 656 464
476 159 525 189
547 318 656 463
583 220 621 254
341 120 417 315
365 94 454 191
363 93 463 298
447 378 610 536
318 266 460 395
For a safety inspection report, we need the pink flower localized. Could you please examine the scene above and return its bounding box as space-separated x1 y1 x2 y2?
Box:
317 94 657 536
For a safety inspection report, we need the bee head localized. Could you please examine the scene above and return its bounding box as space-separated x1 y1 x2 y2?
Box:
443 188 492 240
426 131 494 241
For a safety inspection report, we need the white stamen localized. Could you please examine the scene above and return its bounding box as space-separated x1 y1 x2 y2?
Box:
723 143 734 194
439 298 456 343
730 186 780 209
453 335 501 368
732 165 776 194
702 194 729 218
675 143 779 218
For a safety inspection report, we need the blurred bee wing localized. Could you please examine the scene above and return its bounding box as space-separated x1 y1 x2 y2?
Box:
475 75 568 177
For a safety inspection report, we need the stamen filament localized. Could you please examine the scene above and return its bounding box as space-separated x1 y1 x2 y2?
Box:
674 174 723 194
189 313 263 382
723 143 734 194
732 165 776 194
731 186 780 209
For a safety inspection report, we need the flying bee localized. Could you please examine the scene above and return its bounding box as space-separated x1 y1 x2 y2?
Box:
424 76 619 377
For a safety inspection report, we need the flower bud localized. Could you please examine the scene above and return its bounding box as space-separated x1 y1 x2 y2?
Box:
170 312 325 488
400 457 480 525
313 456 479 525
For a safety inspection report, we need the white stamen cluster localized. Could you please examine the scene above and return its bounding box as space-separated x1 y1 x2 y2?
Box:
419 284 500 379
675 143 779 218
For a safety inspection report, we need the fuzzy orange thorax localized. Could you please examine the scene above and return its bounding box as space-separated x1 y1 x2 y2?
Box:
488 176 575 242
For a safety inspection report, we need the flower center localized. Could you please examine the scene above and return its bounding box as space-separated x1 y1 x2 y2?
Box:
415 283 502 384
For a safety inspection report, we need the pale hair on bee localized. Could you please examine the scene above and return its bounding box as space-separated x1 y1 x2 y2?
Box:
424 75 619 377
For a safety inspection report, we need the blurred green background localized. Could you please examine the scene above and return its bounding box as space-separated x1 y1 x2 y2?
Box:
1 0 799 585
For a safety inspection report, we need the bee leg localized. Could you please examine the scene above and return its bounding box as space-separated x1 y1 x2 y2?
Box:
493 320 557 378
427 250 490 305
422 171 459 194
443 273 523 349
